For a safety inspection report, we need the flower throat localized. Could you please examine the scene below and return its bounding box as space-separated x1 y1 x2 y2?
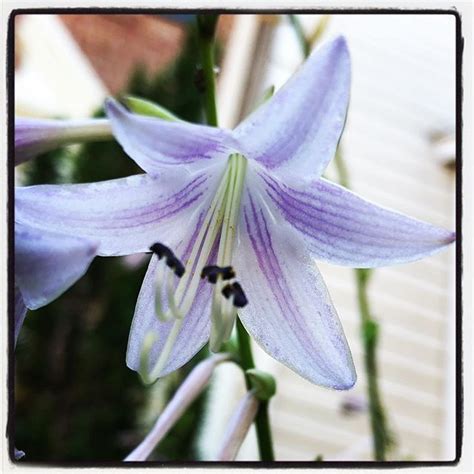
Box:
140 153 248 384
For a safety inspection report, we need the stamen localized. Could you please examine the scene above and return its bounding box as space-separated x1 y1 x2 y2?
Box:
166 256 185 278
208 153 248 352
154 261 173 322
139 319 184 385
142 154 249 383
201 265 235 283
150 242 173 260
222 282 248 308
150 242 185 278
209 285 238 352
209 298 225 353
166 267 183 320
140 162 235 383
221 284 233 299
221 295 238 342
139 332 157 384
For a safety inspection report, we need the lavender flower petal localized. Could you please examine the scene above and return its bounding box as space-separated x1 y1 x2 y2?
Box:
234 36 350 180
234 188 356 390
14 286 27 345
126 254 212 378
105 99 239 176
15 222 98 310
15 117 111 165
15 167 222 256
261 173 456 267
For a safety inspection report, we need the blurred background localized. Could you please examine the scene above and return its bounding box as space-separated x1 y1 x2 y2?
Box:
13 13 456 462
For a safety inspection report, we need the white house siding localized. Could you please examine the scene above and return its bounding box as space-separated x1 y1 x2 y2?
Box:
203 14 456 462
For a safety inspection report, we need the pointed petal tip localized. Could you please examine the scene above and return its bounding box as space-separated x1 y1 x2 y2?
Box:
15 223 100 311
331 34 348 49
305 35 349 66
316 34 348 56
332 368 357 391
425 227 456 250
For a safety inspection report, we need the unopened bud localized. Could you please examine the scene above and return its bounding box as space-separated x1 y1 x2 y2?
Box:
127 353 230 461
15 117 112 165
216 391 259 461
340 394 368 416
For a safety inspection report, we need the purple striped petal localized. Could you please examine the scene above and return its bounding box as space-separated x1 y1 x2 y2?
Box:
15 222 98 310
14 286 27 345
261 173 456 267
15 167 222 257
234 188 356 389
234 36 350 180
105 99 238 176
15 117 111 165
126 223 216 377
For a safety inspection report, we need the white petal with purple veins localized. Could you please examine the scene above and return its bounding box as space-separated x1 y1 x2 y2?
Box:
234 36 350 180
261 173 455 267
16 164 225 257
126 246 214 378
105 99 239 176
15 222 98 310
234 182 356 389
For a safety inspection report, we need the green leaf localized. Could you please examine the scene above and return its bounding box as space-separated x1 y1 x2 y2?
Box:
246 369 276 401
122 96 182 122
252 85 275 112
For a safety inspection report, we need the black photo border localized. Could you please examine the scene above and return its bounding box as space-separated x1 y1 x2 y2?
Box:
6 6 464 468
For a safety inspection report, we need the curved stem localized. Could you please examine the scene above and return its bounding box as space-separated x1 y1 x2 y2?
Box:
336 147 391 460
356 269 391 461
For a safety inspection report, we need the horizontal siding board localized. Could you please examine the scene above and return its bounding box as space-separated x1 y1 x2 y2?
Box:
203 14 455 462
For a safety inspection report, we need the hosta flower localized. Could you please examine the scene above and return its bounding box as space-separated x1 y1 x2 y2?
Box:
15 37 454 389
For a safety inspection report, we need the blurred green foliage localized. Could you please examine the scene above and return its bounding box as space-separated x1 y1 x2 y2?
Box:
15 22 212 463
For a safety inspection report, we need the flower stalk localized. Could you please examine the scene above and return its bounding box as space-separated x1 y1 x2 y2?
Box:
355 266 393 460
196 14 219 126
335 146 393 461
